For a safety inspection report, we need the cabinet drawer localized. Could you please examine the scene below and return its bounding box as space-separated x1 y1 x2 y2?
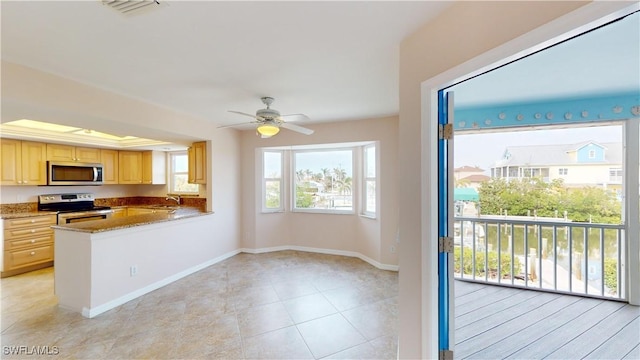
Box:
4 225 53 240
4 234 53 251
4 215 56 229
4 245 54 270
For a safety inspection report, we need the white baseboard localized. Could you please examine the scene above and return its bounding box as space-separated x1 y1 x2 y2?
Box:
240 246 399 272
80 249 241 318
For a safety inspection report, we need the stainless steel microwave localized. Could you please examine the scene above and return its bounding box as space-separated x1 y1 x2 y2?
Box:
47 161 103 186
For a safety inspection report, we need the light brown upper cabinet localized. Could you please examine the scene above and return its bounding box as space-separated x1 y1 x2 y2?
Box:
100 149 119 184
0 139 47 186
118 151 143 184
188 141 206 184
119 150 166 185
47 144 101 163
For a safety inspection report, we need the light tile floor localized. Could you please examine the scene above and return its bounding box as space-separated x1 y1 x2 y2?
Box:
1 251 398 359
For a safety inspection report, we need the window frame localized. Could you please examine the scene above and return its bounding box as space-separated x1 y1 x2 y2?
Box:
291 146 355 215
167 151 199 195
609 167 623 183
362 143 377 218
262 150 284 213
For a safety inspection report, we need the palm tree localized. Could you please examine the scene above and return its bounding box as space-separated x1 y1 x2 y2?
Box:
321 168 332 191
336 176 352 195
296 169 306 183
333 166 347 182
305 169 313 179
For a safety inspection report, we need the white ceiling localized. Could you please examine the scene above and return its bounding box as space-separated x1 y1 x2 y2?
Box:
1 1 452 132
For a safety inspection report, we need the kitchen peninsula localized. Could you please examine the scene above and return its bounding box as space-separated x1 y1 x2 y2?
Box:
53 209 220 318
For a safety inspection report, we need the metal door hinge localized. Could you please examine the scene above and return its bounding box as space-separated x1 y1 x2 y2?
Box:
439 350 453 360
439 124 453 140
439 236 453 253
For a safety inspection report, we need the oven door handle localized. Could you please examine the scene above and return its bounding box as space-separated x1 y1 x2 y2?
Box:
93 167 98 182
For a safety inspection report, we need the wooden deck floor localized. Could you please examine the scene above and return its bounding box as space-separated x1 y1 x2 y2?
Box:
454 280 640 359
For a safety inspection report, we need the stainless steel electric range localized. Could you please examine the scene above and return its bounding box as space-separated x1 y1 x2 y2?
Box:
38 193 112 225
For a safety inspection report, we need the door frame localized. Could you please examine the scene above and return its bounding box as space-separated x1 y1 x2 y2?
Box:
419 2 640 356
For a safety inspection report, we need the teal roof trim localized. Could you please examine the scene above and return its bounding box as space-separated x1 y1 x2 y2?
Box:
455 91 640 131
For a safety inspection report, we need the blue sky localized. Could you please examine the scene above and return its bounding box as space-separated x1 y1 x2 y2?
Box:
295 150 352 176
263 150 353 178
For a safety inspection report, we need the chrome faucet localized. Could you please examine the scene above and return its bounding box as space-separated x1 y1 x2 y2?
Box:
166 195 181 205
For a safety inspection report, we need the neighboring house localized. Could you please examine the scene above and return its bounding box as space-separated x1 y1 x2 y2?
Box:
454 166 489 190
491 141 623 190
454 165 485 180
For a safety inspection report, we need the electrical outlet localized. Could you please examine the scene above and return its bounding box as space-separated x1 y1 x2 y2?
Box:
390 245 396 253
130 265 138 277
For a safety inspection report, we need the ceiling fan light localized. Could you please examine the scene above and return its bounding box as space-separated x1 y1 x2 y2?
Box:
256 124 280 137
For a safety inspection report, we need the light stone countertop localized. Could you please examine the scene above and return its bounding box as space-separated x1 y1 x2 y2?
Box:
52 207 211 234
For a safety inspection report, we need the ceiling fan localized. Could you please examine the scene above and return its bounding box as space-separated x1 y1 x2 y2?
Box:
222 97 314 138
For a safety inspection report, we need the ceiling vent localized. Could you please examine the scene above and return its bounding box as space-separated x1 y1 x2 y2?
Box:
102 0 166 17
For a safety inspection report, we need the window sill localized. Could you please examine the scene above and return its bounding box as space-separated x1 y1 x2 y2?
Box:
291 209 355 215
360 213 377 220
261 210 285 214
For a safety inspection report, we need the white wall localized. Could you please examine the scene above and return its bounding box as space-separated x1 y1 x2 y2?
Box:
1 61 213 144
240 116 399 267
550 164 621 186
55 214 237 317
396 1 624 358
1 61 243 268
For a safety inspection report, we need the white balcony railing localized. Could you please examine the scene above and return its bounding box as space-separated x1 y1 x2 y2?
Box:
453 216 625 300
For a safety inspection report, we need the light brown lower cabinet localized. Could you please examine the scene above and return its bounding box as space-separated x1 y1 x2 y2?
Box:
2 214 56 277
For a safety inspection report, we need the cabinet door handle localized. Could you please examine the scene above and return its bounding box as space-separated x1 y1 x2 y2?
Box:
31 229 36 233
31 219 36 223
31 240 36 243
30 251 36 256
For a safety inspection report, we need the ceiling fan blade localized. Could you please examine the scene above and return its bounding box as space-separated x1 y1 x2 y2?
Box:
280 113 310 122
228 110 261 120
216 121 255 129
281 122 314 135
